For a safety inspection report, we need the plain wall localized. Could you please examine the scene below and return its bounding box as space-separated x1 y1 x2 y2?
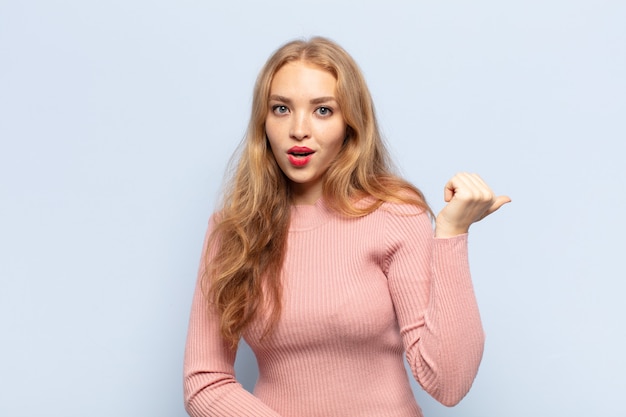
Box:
1 1 625 416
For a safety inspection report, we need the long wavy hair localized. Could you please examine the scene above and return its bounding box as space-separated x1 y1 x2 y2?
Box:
204 37 432 348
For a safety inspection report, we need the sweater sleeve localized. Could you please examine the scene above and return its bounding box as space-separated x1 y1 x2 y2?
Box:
183 219 283 417
383 205 485 407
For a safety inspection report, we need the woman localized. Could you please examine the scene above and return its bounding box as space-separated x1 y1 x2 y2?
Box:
184 36 509 417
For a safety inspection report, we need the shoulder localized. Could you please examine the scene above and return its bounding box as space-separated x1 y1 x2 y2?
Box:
348 193 432 229
377 201 432 238
379 200 429 217
373 201 434 274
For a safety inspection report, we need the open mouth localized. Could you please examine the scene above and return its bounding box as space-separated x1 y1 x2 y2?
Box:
287 148 314 166
288 151 314 157
287 146 315 158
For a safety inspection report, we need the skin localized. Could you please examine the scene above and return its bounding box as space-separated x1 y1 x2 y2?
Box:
435 172 511 238
265 61 347 205
265 61 510 234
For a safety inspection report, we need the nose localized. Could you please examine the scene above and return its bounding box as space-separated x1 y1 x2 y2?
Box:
289 112 310 141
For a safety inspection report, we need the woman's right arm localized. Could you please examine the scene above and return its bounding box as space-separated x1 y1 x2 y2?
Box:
183 219 282 417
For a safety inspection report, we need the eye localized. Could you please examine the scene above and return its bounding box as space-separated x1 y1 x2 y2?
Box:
315 106 333 117
272 105 289 115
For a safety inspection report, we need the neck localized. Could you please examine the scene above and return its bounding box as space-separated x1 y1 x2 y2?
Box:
290 183 322 205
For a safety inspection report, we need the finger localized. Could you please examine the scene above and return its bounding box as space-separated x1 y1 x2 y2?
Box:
445 173 487 204
466 172 486 187
463 173 495 201
443 177 457 202
443 182 453 202
444 173 472 202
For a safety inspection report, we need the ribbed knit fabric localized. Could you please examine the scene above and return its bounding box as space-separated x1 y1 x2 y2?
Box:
184 199 485 417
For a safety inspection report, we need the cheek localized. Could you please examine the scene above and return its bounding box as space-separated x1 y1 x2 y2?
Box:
265 138 281 164
264 122 279 149
264 126 287 171
324 122 347 151
265 115 288 139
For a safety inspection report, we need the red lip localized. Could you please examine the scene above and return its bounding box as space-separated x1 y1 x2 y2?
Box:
287 146 314 167
288 146 314 154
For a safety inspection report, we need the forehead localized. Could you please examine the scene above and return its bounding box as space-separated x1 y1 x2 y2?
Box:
269 61 337 97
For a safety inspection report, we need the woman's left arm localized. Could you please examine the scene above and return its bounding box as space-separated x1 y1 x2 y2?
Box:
386 173 509 406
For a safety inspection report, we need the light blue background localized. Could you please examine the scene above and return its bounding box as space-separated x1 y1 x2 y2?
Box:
1 1 625 416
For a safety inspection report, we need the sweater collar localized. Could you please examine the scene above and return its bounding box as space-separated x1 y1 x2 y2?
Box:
289 198 334 231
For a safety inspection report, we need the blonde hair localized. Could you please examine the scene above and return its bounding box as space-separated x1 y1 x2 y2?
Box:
204 37 431 348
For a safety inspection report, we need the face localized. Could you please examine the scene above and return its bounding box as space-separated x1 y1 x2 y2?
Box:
265 61 347 205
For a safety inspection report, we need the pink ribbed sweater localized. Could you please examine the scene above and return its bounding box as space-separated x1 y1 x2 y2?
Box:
184 199 485 417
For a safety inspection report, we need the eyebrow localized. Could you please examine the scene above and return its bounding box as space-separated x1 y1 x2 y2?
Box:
269 94 337 105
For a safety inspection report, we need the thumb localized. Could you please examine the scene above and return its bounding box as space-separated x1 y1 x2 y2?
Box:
481 195 511 220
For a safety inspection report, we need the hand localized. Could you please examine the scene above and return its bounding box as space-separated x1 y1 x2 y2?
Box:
435 172 511 238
